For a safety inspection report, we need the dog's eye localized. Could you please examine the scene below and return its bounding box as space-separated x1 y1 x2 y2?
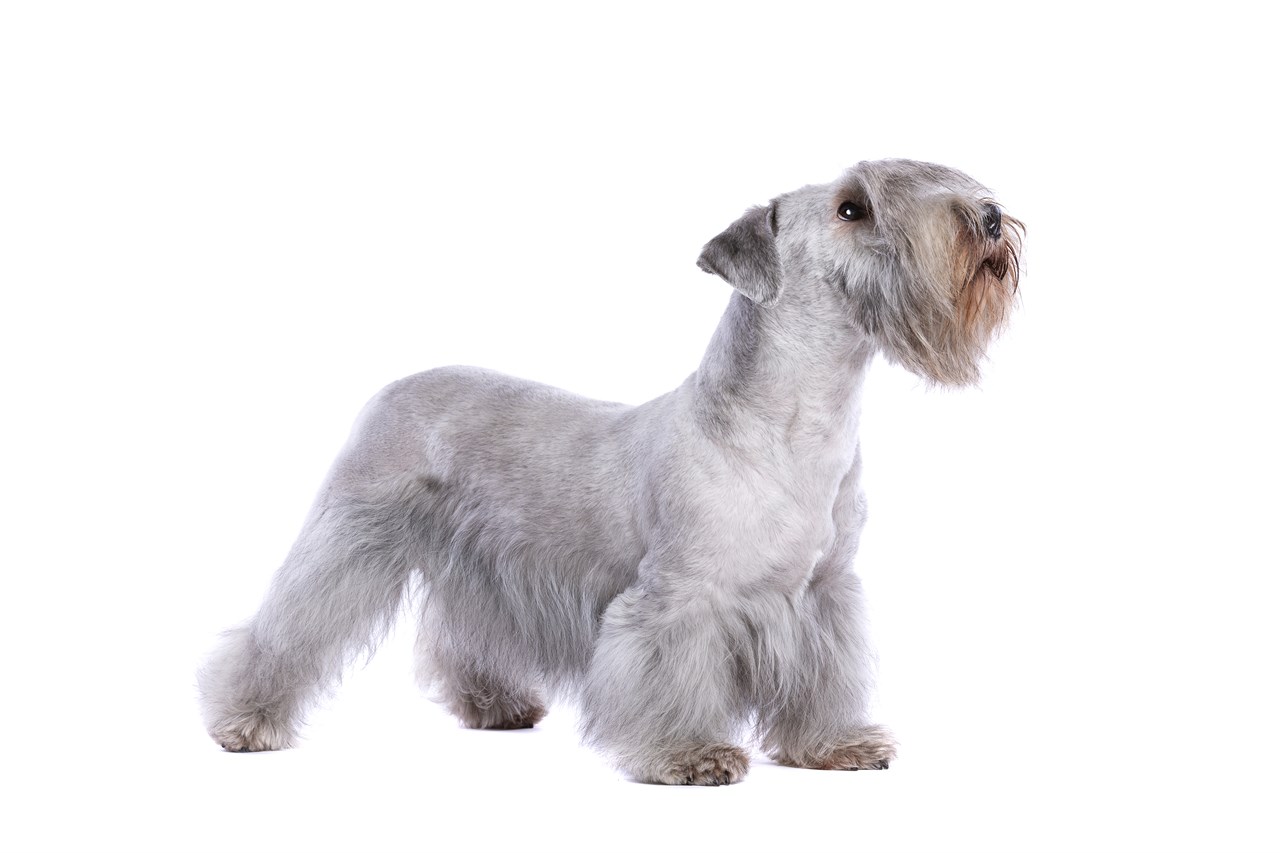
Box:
837 201 868 222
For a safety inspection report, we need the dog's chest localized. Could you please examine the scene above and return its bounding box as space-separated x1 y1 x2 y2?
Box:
681 446 853 593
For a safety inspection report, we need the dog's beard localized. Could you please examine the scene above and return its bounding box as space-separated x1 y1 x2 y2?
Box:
842 215 1023 387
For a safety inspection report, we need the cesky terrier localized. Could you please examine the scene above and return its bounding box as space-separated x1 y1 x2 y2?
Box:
198 158 1023 785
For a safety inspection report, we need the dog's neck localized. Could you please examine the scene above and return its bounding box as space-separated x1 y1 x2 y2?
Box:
692 288 873 465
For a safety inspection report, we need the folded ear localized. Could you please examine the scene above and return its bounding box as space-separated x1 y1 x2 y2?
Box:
695 202 783 307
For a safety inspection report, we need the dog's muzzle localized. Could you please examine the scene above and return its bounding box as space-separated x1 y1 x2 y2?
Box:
981 203 1002 240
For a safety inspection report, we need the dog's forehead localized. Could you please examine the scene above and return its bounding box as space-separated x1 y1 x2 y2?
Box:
837 159 989 203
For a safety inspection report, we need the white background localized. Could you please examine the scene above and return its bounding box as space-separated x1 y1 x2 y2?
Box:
2 2 1277 852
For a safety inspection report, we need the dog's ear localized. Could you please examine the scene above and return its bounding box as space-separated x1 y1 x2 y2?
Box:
696 203 783 307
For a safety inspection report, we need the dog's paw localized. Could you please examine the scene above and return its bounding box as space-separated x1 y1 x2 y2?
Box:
773 724 897 771
461 701 547 731
207 710 295 753
643 743 750 786
451 693 547 731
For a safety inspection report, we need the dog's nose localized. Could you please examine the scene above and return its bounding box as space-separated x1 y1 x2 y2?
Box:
981 203 1002 239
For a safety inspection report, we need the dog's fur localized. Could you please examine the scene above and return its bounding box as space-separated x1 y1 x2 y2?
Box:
198 159 1023 785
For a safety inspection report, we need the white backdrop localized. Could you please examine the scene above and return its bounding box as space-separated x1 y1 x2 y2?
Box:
2 3 1276 852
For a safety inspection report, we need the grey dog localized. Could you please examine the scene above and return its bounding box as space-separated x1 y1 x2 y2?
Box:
198 159 1023 785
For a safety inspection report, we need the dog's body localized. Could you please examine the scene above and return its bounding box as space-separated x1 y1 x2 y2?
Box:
199 159 1022 784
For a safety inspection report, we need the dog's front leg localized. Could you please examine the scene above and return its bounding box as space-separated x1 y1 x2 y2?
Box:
757 563 897 771
747 466 896 772
580 578 750 785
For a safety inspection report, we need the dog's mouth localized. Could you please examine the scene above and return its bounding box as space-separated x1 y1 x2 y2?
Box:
979 255 1011 284
979 216 1024 292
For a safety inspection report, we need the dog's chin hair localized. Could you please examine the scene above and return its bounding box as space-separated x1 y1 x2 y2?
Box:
847 214 1023 387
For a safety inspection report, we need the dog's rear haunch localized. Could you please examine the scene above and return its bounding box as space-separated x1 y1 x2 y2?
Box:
198 159 1022 784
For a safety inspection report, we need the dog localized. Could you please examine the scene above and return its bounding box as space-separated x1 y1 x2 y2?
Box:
198 158 1023 785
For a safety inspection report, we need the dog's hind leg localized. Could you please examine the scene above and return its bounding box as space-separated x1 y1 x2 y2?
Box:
197 490 418 752
419 654 548 731
414 573 548 730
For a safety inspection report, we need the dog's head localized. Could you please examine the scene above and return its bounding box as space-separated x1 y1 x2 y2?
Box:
697 159 1023 386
